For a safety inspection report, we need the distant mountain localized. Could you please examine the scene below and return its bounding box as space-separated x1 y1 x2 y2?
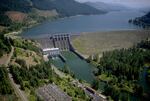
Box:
0 0 104 27
31 0 104 17
85 1 129 12
129 12 150 28
0 0 103 16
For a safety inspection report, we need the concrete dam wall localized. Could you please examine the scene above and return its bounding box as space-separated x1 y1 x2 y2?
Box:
37 34 71 51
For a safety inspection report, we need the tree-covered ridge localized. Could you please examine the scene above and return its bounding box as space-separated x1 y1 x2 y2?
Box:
0 0 32 13
88 39 150 101
0 34 11 57
0 66 13 94
9 61 90 101
0 0 102 27
100 48 144 80
31 0 103 17
0 0 101 16
0 0 103 34
129 12 150 28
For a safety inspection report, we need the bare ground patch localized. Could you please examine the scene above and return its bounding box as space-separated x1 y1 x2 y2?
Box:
34 9 58 18
5 11 27 22
0 54 9 65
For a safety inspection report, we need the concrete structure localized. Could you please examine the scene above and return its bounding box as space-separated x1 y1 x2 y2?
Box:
38 34 72 61
51 34 71 51
37 34 71 51
43 48 60 56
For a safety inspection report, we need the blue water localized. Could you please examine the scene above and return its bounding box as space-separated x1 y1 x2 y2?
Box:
22 10 144 38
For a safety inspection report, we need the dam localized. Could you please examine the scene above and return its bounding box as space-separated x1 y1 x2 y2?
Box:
37 34 96 83
38 34 72 62
37 34 107 100
38 34 71 52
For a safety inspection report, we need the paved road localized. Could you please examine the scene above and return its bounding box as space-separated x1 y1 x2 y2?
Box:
6 46 28 101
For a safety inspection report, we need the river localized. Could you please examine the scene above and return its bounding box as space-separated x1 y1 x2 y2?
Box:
22 10 144 38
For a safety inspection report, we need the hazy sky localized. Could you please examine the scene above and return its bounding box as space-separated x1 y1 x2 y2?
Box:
76 0 150 8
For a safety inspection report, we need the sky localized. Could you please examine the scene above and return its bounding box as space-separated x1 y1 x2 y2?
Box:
76 0 150 8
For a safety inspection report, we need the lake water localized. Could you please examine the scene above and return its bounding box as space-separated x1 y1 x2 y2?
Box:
22 10 145 38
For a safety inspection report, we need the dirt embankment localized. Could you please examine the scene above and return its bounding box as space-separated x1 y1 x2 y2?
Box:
72 30 150 57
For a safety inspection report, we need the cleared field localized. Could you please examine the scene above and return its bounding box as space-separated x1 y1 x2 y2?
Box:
0 54 9 65
34 9 58 18
71 30 150 57
5 11 27 22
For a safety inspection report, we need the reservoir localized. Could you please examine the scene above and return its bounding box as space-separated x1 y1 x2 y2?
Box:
22 10 144 38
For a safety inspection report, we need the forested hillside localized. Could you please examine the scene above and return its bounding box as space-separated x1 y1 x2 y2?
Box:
0 66 18 101
31 0 103 17
0 66 13 94
0 0 31 13
129 12 150 28
89 39 150 101
0 34 11 57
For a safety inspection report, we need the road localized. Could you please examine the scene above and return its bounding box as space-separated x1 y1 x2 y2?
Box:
6 46 28 101
72 80 107 101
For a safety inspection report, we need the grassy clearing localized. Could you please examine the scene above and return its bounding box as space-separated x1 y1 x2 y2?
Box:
72 30 150 57
98 73 113 82
12 47 42 67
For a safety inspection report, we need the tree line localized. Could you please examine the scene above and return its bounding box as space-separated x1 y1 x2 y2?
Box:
9 61 52 89
129 12 150 28
0 34 11 57
89 39 150 101
0 66 13 94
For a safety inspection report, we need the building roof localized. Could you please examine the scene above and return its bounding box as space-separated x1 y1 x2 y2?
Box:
43 48 59 52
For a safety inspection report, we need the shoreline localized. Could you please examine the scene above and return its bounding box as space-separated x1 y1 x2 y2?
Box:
7 13 104 37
